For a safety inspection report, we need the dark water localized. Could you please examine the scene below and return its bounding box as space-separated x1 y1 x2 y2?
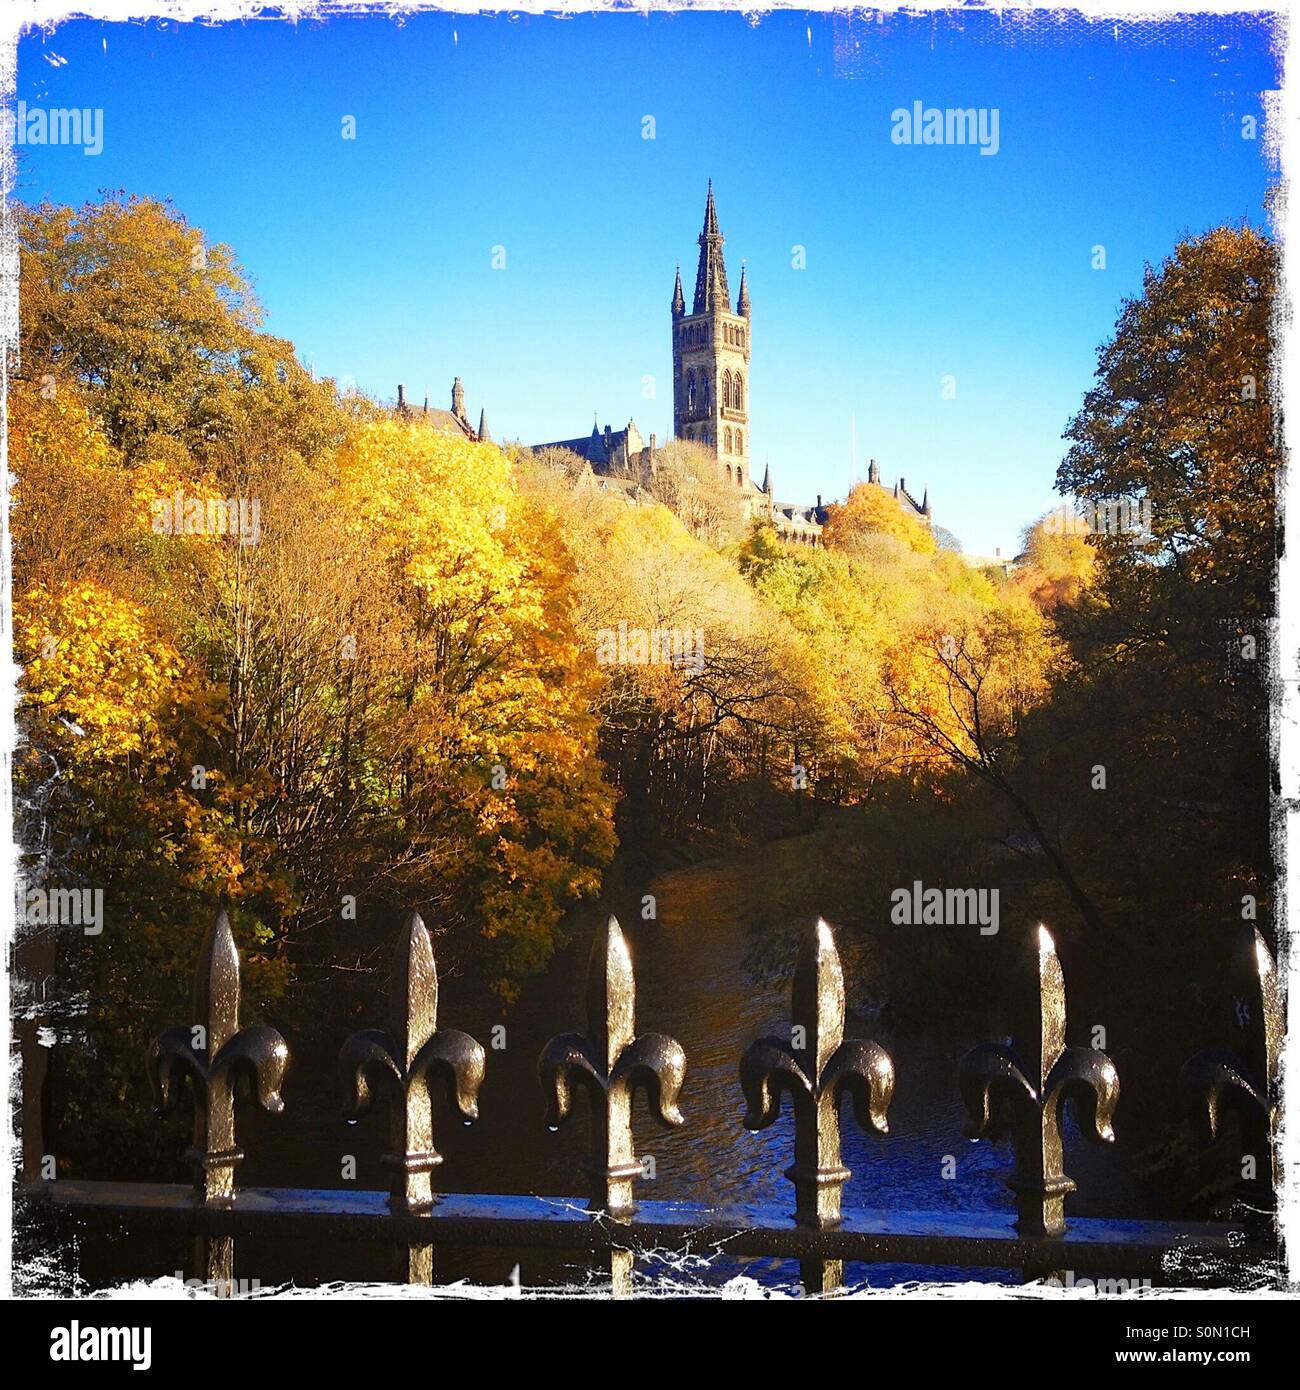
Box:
63 877 1168 1294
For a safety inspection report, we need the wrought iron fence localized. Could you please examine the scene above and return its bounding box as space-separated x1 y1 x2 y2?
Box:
20 910 1281 1297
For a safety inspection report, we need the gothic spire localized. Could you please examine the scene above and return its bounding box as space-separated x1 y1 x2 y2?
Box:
761 461 772 495
478 407 491 443
693 180 730 315
737 261 751 318
671 265 685 317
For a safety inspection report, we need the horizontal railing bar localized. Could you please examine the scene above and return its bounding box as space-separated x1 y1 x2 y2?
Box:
22 1182 1270 1276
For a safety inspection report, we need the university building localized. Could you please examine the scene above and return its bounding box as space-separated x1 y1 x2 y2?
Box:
400 185 931 545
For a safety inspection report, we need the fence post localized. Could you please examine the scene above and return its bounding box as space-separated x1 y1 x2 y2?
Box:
339 911 486 1284
540 916 686 1296
960 925 1119 1280
740 918 895 1295
1179 924 1281 1210
147 909 290 1290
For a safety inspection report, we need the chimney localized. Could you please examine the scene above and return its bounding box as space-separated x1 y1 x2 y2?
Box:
649 433 656 453
397 384 405 410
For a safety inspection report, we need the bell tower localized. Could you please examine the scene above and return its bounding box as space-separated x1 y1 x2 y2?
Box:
672 183 751 487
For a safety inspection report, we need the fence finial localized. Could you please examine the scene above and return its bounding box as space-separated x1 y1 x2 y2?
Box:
960 925 1118 1237
147 908 290 1283
1178 924 1280 1203
540 916 685 1294
340 912 485 1211
740 918 894 1294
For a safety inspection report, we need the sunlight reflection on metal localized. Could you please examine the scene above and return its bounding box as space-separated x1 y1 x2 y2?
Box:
539 915 686 1295
1178 924 1281 1203
740 917 894 1295
959 925 1119 1241
340 911 486 1283
147 908 290 1286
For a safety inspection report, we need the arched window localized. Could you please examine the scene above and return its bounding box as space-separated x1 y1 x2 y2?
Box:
722 371 732 409
736 431 744 454
736 466 744 488
687 372 696 412
734 374 744 411
702 378 711 409
724 428 732 453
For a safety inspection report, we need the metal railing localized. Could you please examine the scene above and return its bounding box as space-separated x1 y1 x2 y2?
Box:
22 911 1281 1297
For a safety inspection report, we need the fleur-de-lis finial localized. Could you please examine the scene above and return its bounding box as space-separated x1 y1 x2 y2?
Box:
147 909 290 1284
1178 924 1281 1205
339 911 486 1283
960 925 1118 1237
540 916 685 1293
740 918 894 1294
340 912 485 1208
541 917 686 1215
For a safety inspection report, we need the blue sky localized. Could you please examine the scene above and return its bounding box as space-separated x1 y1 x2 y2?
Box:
14 10 1280 556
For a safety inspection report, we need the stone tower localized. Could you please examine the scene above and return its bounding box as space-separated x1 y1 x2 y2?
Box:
672 183 752 487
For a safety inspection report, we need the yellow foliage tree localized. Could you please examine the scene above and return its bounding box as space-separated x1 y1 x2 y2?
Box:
1014 512 1097 611
821 481 937 555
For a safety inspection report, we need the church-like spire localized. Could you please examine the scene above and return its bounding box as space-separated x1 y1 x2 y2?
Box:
693 180 730 315
671 265 685 317
737 261 751 318
478 407 491 442
761 461 772 495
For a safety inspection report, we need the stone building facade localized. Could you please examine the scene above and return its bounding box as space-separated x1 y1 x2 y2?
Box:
404 186 932 546
672 181 753 489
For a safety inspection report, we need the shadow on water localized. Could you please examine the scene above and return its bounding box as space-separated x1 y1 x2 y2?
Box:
56 839 1170 1294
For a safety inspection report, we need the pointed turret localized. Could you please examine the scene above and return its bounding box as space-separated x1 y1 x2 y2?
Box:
868 458 880 485
587 422 607 465
692 181 730 315
737 262 751 318
478 407 491 443
671 265 685 318
922 488 930 516
761 462 772 496
451 377 467 425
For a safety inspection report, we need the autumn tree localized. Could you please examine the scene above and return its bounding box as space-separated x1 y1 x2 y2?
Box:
19 195 340 464
645 438 748 546
887 225 1279 954
1014 512 1097 611
821 481 937 556
1047 224 1279 941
